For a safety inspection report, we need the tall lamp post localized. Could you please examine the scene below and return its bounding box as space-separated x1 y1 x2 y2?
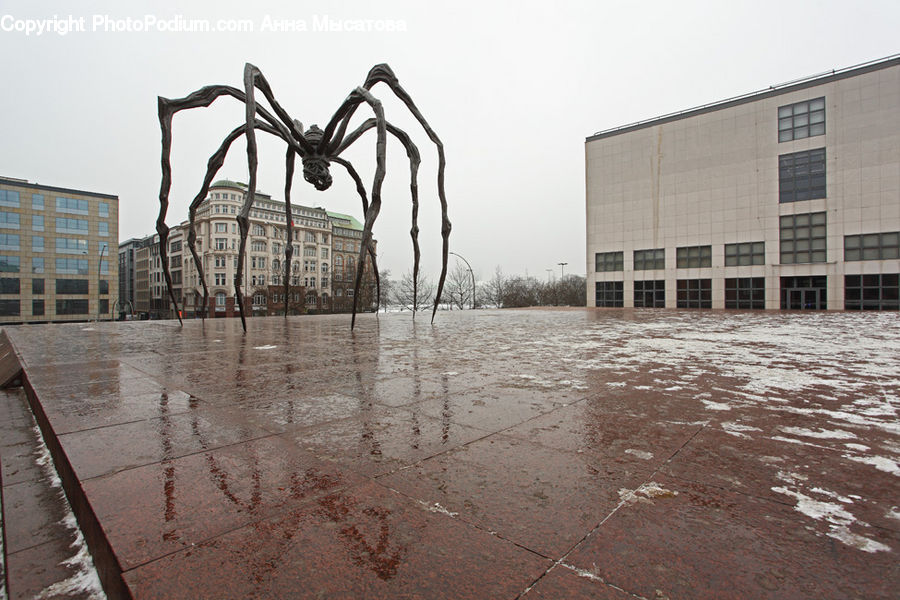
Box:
449 251 476 310
558 262 567 280
98 243 108 321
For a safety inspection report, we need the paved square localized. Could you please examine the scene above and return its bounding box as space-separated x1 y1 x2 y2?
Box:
4 308 899 598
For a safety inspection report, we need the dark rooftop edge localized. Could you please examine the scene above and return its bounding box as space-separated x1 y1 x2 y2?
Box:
0 176 118 200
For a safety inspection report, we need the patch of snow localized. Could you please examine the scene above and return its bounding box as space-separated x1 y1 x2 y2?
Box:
844 443 871 452
624 448 653 460
772 486 890 553
810 487 854 503
700 399 731 411
619 481 679 506
419 501 458 518
441 371 459 376
828 526 892 554
769 435 834 450
721 422 762 438
842 454 900 476
253 345 277 350
560 563 605 583
779 426 857 440
31 428 105 599
772 486 855 525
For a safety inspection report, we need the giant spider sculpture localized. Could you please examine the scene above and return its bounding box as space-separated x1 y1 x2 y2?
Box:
156 63 450 331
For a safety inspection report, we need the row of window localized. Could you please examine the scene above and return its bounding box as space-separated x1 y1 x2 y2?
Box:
596 227 898 272
0 235 110 254
0 214 109 235
0 191 110 216
0 256 110 275
0 277 109 295
595 274 898 311
0 298 110 318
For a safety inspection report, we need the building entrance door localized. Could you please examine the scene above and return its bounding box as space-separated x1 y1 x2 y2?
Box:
780 276 827 310
786 287 823 310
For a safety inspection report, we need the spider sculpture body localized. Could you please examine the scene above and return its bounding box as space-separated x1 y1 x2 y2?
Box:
156 63 450 331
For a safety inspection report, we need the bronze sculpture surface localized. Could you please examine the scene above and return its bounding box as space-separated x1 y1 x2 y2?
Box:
156 63 450 330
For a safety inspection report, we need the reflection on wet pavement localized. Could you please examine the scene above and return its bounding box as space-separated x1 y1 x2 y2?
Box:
4 308 899 599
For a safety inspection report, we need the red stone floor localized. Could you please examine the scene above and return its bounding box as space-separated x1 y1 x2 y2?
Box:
2 308 899 599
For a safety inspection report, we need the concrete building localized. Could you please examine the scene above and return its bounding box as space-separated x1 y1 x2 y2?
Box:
586 55 899 311
0 176 119 324
133 180 376 319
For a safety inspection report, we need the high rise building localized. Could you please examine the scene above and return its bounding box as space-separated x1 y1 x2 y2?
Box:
0 176 119 323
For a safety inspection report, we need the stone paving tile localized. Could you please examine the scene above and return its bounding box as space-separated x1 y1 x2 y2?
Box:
283 404 489 477
1 441 44 487
565 473 900 600
502 402 704 475
59 405 273 480
379 434 639 558
38 388 197 435
332 372 481 408
3 478 71 555
662 427 900 533
414 387 569 434
82 434 368 570
522 565 635 599
5 536 95 600
123 480 552 600
235 391 377 434
23 360 146 389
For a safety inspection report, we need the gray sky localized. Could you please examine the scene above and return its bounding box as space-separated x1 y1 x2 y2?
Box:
1 0 898 283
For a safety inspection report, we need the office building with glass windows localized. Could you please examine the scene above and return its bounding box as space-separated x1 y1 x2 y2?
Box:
586 55 899 311
0 176 119 323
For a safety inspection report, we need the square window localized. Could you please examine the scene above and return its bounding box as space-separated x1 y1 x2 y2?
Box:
778 97 825 142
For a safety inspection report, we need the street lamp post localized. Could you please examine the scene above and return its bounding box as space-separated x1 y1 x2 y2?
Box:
449 251 476 310
98 243 108 321
558 262 567 280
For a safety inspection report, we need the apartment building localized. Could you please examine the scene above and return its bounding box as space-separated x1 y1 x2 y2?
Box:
586 55 899 310
133 180 376 319
0 176 118 323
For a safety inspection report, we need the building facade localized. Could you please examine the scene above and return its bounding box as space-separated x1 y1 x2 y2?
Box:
134 180 376 319
586 56 899 311
0 176 119 324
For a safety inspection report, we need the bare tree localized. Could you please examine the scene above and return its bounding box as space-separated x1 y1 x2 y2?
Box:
445 261 473 310
479 266 507 308
500 276 542 308
378 269 393 312
393 270 435 312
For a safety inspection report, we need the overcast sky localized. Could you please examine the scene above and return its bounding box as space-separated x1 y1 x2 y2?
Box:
1 0 897 282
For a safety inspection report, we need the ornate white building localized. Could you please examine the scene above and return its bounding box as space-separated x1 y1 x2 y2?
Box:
135 179 375 319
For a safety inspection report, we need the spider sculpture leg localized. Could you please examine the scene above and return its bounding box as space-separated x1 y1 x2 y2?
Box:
317 86 388 329
335 120 421 315
283 147 296 317
158 77 306 328
183 120 288 319
331 157 380 311
326 64 450 323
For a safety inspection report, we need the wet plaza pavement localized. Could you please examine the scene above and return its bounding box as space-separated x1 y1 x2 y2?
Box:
2 308 899 598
